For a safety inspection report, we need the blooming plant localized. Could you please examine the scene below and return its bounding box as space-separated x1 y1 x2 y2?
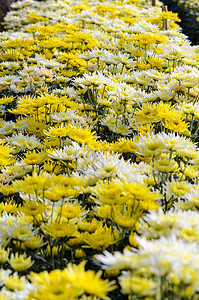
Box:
0 0 198 298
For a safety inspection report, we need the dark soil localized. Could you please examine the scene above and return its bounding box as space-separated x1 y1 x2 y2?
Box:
163 0 199 45
0 0 14 31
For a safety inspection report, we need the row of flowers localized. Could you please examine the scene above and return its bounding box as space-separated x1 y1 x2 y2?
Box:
0 0 198 299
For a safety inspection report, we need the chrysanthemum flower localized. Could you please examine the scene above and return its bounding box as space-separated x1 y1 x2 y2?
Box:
41 222 77 239
47 141 81 161
9 253 34 272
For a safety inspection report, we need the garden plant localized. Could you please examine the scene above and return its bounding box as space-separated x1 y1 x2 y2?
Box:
0 0 198 299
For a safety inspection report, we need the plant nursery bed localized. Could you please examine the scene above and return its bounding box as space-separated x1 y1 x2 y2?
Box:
0 0 198 299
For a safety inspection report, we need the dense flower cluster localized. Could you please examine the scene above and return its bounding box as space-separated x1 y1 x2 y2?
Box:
0 0 198 298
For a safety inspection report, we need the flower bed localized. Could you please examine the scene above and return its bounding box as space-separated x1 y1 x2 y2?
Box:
0 0 198 299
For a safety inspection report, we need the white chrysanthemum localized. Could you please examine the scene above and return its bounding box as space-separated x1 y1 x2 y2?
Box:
134 133 164 157
161 45 186 60
96 250 135 270
73 72 110 87
184 186 199 207
158 131 196 152
78 151 139 181
7 221 38 242
6 133 41 151
51 109 78 123
98 236 199 280
129 19 160 34
48 141 81 161
0 269 12 287
0 121 15 136
140 208 199 240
